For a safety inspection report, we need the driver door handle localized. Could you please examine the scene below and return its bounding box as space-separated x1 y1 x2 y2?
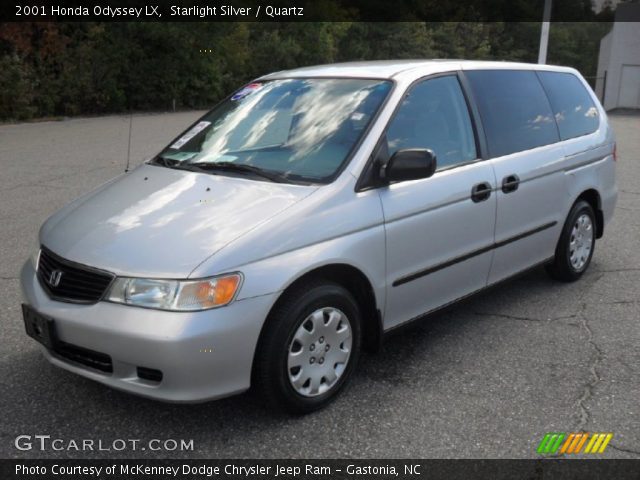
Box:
471 182 492 203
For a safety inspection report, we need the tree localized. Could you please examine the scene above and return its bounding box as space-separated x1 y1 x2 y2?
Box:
0 19 618 121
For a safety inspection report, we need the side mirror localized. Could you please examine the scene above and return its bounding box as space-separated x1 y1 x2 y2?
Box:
382 149 437 183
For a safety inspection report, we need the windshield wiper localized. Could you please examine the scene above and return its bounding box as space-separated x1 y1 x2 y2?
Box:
151 154 180 168
179 161 290 183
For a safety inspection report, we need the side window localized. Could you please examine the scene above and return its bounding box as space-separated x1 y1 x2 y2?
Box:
538 71 599 140
466 70 560 158
386 76 477 170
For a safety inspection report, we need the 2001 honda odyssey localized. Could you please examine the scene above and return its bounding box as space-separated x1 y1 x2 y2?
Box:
21 60 617 412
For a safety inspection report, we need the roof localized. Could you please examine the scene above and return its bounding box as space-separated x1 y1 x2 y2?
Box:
259 60 576 81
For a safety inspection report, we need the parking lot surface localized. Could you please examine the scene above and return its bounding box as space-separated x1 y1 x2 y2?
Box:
0 112 638 459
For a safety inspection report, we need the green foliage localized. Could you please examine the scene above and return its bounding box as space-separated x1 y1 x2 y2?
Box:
336 23 434 60
0 21 613 121
0 53 37 120
430 23 491 59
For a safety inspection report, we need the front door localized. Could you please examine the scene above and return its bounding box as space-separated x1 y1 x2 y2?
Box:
378 74 497 329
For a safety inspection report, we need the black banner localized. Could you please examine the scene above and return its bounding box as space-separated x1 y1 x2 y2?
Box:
0 0 629 23
3 459 640 480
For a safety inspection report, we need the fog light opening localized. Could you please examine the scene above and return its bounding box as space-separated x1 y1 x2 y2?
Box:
136 366 163 383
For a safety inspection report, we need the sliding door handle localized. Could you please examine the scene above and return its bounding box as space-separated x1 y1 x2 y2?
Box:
501 174 520 193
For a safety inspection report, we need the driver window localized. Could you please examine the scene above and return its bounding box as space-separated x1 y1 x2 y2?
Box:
386 75 477 170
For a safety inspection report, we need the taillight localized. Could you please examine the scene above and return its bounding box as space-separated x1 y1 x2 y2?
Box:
613 142 617 162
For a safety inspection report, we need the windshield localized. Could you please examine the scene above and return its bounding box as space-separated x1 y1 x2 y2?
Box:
152 78 392 183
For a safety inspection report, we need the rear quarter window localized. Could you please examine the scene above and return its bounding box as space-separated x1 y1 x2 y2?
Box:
537 71 600 140
466 70 560 158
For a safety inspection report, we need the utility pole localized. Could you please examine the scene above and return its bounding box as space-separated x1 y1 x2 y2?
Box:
538 0 552 64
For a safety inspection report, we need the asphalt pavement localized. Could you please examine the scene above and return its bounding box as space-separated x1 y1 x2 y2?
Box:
0 111 638 459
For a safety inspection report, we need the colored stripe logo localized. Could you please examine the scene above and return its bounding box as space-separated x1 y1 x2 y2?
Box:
537 433 613 454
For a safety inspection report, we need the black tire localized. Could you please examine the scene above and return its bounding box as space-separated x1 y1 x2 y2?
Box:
545 200 596 282
253 280 361 414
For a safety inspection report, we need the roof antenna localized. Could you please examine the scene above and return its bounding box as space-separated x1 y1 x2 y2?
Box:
124 111 133 173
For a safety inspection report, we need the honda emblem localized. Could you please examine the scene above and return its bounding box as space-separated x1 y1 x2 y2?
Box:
48 270 63 287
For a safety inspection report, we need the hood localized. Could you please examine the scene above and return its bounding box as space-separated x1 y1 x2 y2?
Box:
41 164 316 277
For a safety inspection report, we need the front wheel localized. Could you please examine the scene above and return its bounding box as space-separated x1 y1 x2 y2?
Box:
546 200 596 282
253 280 361 414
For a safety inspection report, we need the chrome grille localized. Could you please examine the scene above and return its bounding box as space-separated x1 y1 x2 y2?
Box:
37 247 114 303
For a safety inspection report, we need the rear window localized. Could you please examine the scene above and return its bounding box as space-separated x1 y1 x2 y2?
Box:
537 71 599 140
466 70 560 158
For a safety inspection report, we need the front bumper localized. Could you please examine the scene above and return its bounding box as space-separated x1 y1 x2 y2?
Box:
20 261 277 403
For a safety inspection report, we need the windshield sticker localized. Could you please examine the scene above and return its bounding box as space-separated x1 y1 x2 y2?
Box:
231 83 263 101
170 121 211 150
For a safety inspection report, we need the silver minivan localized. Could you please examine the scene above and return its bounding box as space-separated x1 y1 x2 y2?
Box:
21 61 617 412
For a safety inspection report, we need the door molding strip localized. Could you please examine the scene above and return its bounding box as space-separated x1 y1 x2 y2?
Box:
392 221 557 287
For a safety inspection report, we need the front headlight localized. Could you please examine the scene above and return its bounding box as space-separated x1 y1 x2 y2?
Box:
106 273 242 311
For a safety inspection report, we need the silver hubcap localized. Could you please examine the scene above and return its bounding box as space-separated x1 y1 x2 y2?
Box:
287 307 352 397
569 213 593 271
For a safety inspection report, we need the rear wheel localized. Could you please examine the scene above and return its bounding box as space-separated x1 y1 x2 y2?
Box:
253 280 361 413
546 200 596 282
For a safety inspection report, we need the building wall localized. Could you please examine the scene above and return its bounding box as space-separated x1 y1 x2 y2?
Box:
596 6 640 110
